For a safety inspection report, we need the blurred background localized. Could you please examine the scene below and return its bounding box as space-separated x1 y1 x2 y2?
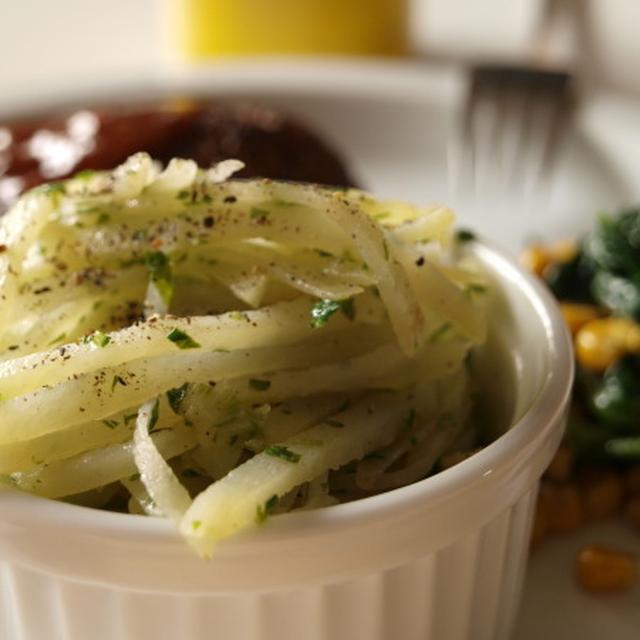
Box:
0 0 639 104
1 2 640 639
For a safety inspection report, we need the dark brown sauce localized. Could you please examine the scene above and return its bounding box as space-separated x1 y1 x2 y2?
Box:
0 99 353 214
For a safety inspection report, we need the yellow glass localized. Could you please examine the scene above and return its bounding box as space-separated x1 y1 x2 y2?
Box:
171 0 409 58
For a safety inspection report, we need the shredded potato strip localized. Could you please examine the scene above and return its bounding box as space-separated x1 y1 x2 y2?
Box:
133 400 192 524
0 294 383 399
35 199 350 272
0 326 391 443
391 207 455 246
270 183 425 355
171 343 408 431
0 193 57 336
395 243 486 344
356 368 470 491
0 405 158 473
180 392 410 557
181 393 355 480
126 235 191 523
10 421 193 498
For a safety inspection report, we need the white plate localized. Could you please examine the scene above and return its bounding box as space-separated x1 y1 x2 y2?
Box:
2 59 639 638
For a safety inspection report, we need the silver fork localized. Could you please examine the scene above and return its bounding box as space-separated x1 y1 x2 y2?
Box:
454 0 580 199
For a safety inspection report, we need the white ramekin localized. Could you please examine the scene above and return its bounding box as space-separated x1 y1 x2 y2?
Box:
0 241 573 640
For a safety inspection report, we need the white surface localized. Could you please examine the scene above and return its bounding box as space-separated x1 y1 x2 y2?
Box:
0 59 638 638
517 519 640 640
0 233 572 639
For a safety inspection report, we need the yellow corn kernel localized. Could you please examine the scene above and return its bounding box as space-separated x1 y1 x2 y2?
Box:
520 245 551 277
559 303 601 336
576 545 637 593
549 239 578 263
575 317 638 372
624 323 640 352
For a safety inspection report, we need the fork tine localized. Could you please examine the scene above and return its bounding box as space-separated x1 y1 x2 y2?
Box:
536 75 575 180
457 64 574 204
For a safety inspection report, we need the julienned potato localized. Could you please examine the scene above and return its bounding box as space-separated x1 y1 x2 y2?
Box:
0 153 489 557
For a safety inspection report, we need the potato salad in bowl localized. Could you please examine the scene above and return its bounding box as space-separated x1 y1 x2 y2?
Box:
0 153 491 557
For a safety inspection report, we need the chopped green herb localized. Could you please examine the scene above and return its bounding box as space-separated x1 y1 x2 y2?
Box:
132 229 147 242
324 418 344 428
310 297 356 328
85 331 111 348
382 238 390 260
255 494 279 523
102 419 119 429
429 323 452 343
37 182 66 196
167 383 189 413
111 375 127 391
94 332 111 347
129 472 140 481
465 283 488 295
264 445 301 463
250 207 270 221
7 345 19 351
177 190 190 201
167 328 201 349
271 199 296 208
192 519 202 530
402 408 416 432
148 399 160 432
249 378 271 391
144 251 174 306
311 299 340 327
456 229 476 243
73 169 96 181
313 248 334 258
96 212 111 225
